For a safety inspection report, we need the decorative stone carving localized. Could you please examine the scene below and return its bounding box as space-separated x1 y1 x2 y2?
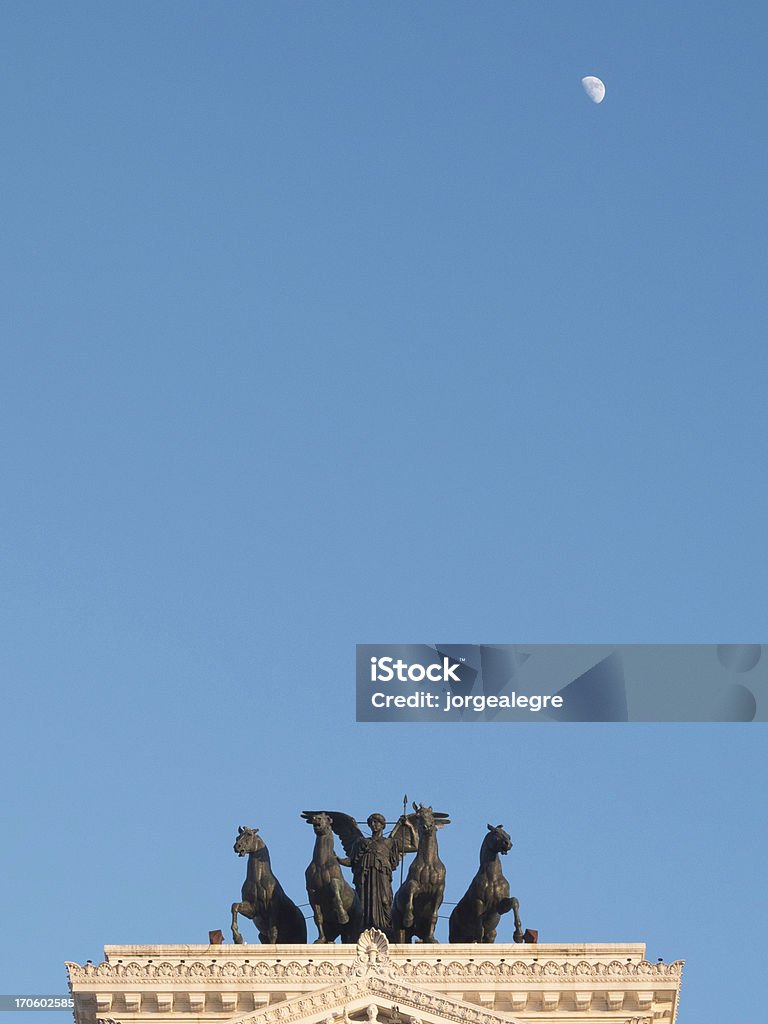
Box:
356 930 390 969
65 955 684 986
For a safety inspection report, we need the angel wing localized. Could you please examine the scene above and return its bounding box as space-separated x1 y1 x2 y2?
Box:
301 810 363 857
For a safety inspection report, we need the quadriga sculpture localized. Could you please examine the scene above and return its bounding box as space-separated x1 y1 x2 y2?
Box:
231 826 307 944
448 823 523 943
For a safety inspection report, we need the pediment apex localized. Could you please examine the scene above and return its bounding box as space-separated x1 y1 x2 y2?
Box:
228 976 524 1024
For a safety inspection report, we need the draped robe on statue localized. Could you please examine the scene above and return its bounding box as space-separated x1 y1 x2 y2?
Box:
349 832 403 938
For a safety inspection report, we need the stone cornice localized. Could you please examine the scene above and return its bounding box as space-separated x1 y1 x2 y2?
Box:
66 958 684 986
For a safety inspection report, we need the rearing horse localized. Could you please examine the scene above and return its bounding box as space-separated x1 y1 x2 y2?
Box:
231 826 307 944
304 812 362 943
392 803 450 943
448 823 523 943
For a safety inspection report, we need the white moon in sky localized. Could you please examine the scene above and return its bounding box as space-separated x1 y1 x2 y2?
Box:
581 76 606 103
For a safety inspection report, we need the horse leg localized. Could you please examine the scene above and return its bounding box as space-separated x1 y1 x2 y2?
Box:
422 890 443 943
390 897 406 943
469 899 486 942
448 904 461 943
402 882 416 929
330 878 349 925
483 911 501 943
231 901 251 944
312 902 328 943
509 896 523 943
342 890 363 944
259 925 279 943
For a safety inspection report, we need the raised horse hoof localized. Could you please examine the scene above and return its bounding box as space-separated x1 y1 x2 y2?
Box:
337 910 349 925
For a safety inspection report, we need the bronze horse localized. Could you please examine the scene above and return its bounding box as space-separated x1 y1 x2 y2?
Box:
231 826 307 944
304 812 363 943
448 823 523 943
391 803 450 943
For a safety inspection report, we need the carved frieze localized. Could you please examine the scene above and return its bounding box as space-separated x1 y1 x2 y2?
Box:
66 956 683 986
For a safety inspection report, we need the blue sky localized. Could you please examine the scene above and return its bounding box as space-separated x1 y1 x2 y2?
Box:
1 3 766 1023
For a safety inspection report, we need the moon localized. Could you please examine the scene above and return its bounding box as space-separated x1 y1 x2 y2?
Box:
581 76 606 103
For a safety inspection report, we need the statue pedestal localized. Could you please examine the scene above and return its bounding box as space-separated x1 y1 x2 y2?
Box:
67 930 683 1024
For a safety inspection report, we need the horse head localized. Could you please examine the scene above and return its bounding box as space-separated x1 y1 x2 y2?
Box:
413 802 435 836
412 802 451 839
485 823 513 855
309 812 333 835
233 825 265 857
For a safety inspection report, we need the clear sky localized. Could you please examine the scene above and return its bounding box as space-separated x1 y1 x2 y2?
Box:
1 3 766 1023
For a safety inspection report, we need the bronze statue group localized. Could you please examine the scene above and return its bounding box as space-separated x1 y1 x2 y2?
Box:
231 803 530 947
